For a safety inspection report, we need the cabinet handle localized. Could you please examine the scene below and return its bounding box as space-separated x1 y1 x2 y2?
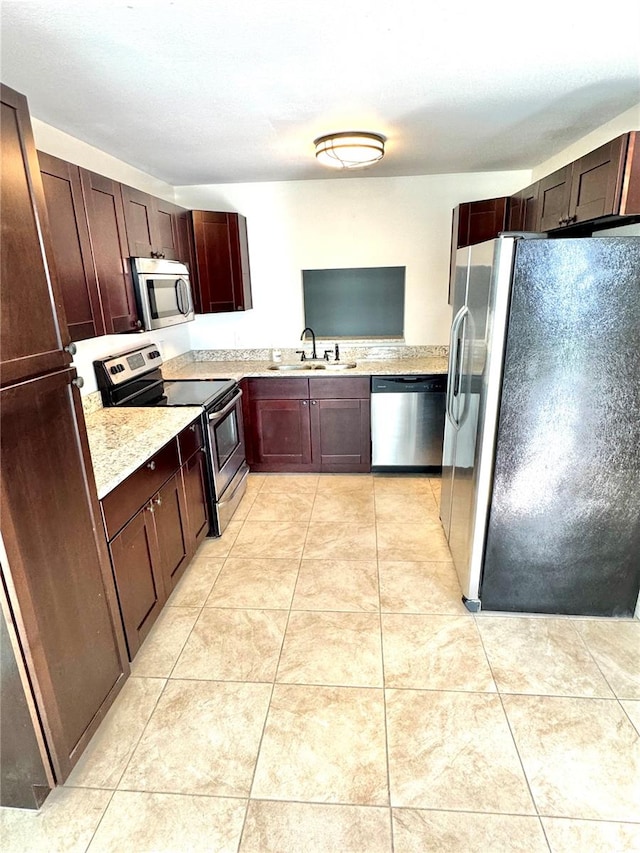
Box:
154 496 162 507
311 400 317 405
134 319 143 329
147 503 155 514
72 376 84 388
189 424 197 432
64 343 77 356
567 214 577 224
147 460 156 470
301 400 308 406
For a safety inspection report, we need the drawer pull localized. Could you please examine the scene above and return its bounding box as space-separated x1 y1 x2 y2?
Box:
147 460 156 470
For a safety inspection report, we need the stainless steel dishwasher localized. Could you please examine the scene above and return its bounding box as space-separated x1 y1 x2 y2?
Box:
371 375 447 471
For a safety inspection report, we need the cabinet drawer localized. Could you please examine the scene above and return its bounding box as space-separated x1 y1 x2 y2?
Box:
309 376 370 399
178 418 204 463
248 377 309 400
101 439 180 540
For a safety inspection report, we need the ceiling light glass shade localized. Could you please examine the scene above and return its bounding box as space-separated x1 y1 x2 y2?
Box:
314 132 385 169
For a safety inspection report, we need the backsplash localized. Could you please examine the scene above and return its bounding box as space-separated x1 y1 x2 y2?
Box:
184 344 449 363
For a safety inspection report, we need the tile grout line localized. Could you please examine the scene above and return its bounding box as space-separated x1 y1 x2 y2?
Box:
236 477 318 850
373 480 395 853
473 620 553 853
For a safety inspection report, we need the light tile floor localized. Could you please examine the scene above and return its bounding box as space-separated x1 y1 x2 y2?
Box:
2 473 640 852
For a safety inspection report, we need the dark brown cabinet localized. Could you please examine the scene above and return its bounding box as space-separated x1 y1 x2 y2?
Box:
1 86 71 386
513 132 640 233
80 169 141 333
448 197 509 303
1 84 129 791
507 182 539 231
120 184 187 261
38 151 106 342
309 378 371 471
102 420 209 659
190 211 253 313
536 165 572 231
179 422 210 551
109 503 164 659
245 377 370 473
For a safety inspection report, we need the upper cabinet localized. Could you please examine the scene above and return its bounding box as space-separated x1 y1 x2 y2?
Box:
448 197 509 304
524 132 639 232
507 181 539 232
79 169 142 333
38 152 106 342
1 86 71 385
190 211 253 313
120 184 187 261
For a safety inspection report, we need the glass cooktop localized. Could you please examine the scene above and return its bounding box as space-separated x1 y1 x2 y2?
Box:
160 379 236 408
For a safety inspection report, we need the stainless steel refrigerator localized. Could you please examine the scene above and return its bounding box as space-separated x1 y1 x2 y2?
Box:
440 234 640 616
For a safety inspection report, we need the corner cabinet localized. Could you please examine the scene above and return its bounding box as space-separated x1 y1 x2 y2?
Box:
38 154 141 336
100 420 209 659
190 211 253 313
38 151 107 341
244 376 370 473
448 197 509 303
1 84 129 794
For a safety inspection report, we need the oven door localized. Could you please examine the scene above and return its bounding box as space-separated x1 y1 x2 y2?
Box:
138 274 195 330
206 388 246 498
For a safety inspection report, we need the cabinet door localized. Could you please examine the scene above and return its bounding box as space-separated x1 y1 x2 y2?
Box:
81 169 140 333
183 450 210 550
507 182 540 231
310 398 371 472
109 504 165 660
154 197 183 261
568 135 627 224
38 151 106 342
249 399 313 471
1 368 128 782
154 472 190 596
1 85 70 385
537 165 572 231
448 198 508 304
191 211 253 313
120 184 155 258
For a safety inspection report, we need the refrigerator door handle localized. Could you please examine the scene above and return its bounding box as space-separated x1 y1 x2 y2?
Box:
446 305 469 428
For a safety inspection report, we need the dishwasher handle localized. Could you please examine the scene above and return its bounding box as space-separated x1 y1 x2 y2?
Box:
371 375 447 394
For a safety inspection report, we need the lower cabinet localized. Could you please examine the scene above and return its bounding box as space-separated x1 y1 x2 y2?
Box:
245 376 370 473
101 420 210 660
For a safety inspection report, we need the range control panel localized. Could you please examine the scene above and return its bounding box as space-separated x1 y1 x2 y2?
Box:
95 343 163 386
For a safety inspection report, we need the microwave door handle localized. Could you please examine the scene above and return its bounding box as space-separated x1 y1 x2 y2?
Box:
183 278 194 315
175 279 186 315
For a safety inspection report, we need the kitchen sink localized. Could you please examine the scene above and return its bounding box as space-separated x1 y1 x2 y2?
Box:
267 361 357 371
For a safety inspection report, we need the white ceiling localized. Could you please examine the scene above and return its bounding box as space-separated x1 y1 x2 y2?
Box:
1 1 639 186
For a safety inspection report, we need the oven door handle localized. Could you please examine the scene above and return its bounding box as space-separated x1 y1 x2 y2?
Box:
208 388 243 422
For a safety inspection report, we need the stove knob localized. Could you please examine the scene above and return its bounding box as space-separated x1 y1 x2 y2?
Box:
110 366 119 375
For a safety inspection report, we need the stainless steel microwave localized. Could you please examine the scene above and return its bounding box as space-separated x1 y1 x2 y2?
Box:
131 257 195 331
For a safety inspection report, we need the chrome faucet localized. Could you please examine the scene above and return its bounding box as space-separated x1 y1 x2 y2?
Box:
298 327 318 361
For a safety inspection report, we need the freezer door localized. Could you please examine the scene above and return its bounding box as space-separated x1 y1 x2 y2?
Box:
445 239 497 603
481 237 640 615
440 246 470 538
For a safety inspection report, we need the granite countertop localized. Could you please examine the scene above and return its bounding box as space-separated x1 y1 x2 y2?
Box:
85 406 202 499
162 356 449 381
85 351 449 499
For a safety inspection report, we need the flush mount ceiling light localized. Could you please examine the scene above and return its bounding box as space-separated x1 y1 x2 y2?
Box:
314 131 386 170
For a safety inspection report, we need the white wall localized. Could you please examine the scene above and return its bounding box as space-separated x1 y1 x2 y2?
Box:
531 103 640 181
176 170 531 349
32 118 177 202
